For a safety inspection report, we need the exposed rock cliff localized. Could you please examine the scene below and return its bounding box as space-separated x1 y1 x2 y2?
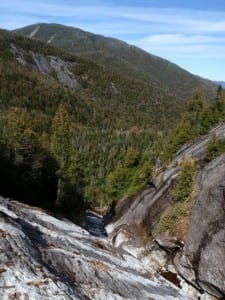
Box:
107 123 225 238
0 197 193 300
106 123 225 299
176 155 225 298
10 43 79 88
1 128 224 299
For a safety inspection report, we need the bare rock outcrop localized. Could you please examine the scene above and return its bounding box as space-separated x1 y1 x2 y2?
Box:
10 43 80 89
107 123 225 242
177 155 225 298
106 123 225 299
32 54 80 89
0 197 193 300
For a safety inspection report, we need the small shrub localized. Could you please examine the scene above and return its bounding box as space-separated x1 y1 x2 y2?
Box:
157 198 193 238
157 159 195 238
135 223 152 245
205 134 225 162
24 52 33 64
170 159 195 202
49 68 58 80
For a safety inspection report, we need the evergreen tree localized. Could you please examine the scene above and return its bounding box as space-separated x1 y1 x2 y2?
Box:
51 103 73 206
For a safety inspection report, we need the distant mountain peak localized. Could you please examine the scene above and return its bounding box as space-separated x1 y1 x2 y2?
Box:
13 23 216 101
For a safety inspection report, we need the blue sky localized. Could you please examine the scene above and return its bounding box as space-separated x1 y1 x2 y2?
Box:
1 0 225 81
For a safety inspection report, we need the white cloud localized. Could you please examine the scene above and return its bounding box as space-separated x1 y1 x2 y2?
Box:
137 34 225 46
1 1 225 36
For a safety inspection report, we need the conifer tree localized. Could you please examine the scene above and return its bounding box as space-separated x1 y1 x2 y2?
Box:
51 103 73 206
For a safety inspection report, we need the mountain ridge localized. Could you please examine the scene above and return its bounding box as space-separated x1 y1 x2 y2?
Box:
0 21 224 300
0 26 223 215
13 23 217 101
0 28 186 207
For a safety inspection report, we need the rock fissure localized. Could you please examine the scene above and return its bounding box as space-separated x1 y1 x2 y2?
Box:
0 196 194 299
107 125 225 299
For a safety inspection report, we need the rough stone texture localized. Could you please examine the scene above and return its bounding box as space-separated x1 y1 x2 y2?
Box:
32 53 80 88
10 43 80 89
181 155 225 298
106 123 225 299
107 123 225 241
0 197 193 300
169 123 225 167
10 43 27 66
154 233 184 251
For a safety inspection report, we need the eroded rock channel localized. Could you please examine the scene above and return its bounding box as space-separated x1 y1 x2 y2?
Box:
1 124 225 299
0 197 193 300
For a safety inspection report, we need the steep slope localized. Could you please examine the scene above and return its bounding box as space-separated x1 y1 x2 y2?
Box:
14 23 217 100
0 28 187 208
0 196 193 300
180 155 225 298
1 26 224 300
0 27 222 210
0 28 183 130
107 122 225 299
107 122 225 235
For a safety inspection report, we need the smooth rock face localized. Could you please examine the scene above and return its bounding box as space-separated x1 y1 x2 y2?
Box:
10 43 80 89
107 124 225 299
107 124 225 242
182 155 225 298
32 53 80 88
0 197 193 300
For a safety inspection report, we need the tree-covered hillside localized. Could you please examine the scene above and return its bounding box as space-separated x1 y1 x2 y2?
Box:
14 23 217 101
0 28 222 218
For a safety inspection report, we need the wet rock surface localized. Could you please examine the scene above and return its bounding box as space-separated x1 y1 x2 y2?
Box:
84 211 107 237
0 197 193 300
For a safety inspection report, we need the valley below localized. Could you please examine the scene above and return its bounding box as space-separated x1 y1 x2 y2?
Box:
1 122 225 300
0 23 225 300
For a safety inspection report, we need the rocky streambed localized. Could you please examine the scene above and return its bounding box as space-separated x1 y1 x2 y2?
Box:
0 196 194 300
1 124 225 299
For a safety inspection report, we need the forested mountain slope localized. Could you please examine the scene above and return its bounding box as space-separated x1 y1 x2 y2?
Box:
0 28 222 216
0 28 184 210
107 120 225 299
14 23 217 100
0 23 224 300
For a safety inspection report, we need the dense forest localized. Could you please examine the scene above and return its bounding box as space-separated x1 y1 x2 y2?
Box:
0 28 223 219
14 23 216 101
